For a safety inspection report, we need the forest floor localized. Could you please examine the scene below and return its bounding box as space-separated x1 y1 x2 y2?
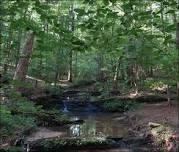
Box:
15 81 178 151
127 101 178 128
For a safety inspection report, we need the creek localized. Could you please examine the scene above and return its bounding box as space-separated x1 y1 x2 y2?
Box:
26 93 153 152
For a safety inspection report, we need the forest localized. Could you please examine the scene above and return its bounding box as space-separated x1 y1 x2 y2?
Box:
0 0 179 152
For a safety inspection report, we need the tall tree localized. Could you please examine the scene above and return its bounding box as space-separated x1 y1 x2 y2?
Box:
13 31 34 82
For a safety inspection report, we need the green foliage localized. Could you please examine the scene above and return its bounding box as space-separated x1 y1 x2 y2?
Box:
36 109 69 126
0 84 70 140
73 80 96 88
1 0 177 90
0 146 25 152
0 83 36 139
144 79 176 89
102 99 137 112
0 89 37 139
32 137 112 151
0 107 36 139
45 85 63 96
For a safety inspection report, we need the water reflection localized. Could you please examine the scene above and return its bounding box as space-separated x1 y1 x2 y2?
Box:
67 113 129 139
69 116 96 138
70 124 81 136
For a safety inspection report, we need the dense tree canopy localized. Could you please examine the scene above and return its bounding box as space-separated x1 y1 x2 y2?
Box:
0 0 178 91
0 0 179 151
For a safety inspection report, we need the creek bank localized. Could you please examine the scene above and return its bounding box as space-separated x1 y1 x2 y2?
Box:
27 135 153 152
124 102 178 151
23 85 168 107
10 87 177 152
28 88 169 113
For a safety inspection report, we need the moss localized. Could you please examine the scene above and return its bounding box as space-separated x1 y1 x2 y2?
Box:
101 99 138 112
0 146 25 152
40 137 111 147
30 138 113 152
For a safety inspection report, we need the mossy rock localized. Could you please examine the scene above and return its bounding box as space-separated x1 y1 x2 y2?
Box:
149 122 175 151
29 138 113 152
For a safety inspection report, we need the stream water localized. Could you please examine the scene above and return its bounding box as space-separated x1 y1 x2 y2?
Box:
60 112 129 139
26 96 151 152
57 97 130 139
27 105 130 142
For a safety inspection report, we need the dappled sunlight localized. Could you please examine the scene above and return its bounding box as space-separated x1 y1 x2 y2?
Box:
0 0 178 151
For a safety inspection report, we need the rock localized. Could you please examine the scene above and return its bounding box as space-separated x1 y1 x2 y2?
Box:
28 138 114 152
69 119 84 124
113 116 127 121
148 122 161 128
106 137 123 142
133 146 151 152
123 136 153 148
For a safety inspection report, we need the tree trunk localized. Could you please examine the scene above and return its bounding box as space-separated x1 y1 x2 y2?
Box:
176 23 179 82
96 53 104 82
112 57 120 91
15 31 22 68
54 72 59 86
13 31 34 82
176 22 179 117
68 3 75 82
74 51 78 80
3 30 13 75
68 50 73 82
167 84 171 105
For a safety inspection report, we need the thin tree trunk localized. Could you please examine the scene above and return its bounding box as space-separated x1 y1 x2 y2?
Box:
96 53 104 82
113 57 120 91
74 51 78 80
3 30 12 75
13 31 34 82
15 31 22 68
69 50 73 82
54 72 59 86
167 84 171 105
68 3 75 82
176 22 179 119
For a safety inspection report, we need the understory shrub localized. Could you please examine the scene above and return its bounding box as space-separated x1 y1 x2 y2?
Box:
102 99 137 112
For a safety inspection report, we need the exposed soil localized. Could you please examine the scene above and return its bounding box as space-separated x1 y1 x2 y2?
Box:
127 101 178 128
26 127 66 142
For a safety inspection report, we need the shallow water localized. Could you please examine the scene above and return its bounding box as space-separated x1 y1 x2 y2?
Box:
63 112 130 139
27 102 152 152
27 112 130 142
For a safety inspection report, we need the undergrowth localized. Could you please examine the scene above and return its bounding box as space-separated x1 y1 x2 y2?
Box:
102 99 138 112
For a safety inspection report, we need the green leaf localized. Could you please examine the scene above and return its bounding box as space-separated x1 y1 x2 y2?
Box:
103 0 109 5
74 8 85 16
